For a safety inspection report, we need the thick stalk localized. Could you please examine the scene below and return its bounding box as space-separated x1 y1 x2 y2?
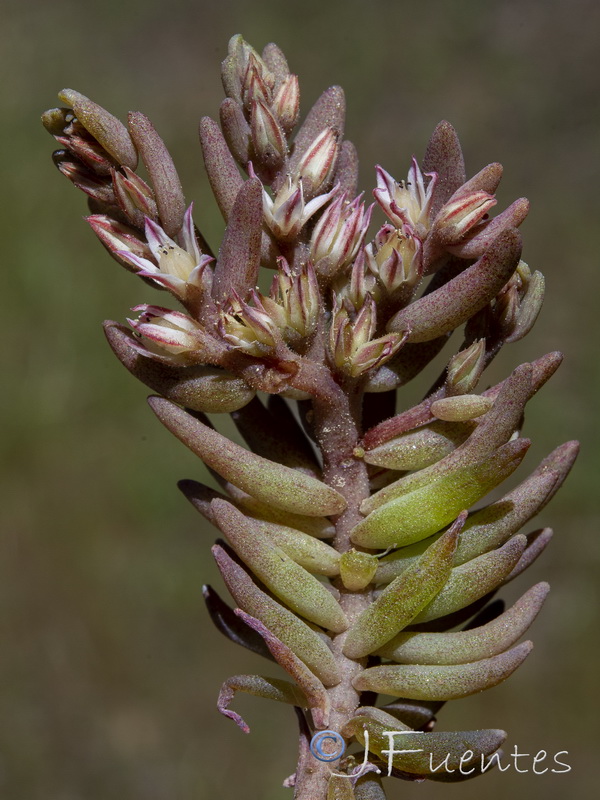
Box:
293 380 373 800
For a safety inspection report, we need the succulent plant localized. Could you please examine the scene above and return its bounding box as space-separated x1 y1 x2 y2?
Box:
42 34 578 799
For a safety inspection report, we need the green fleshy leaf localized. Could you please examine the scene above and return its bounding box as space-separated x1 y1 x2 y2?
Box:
184 481 340 575
58 88 138 169
327 776 356 800
422 120 466 215
333 140 359 197
373 440 575 584
431 394 493 422
379 699 442 730
212 500 348 633
503 528 552 583
149 397 346 517
220 98 252 166
378 582 548 664
218 674 307 733
128 112 185 237
202 583 274 661
364 420 471 471
221 484 336 538
343 716 506 776
212 177 263 304
448 199 529 259
351 440 529 549
232 396 321 477
236 609 330 729
364 363 532 514
353 642 532 700
199 116 245 220
104 322 253 412
354 773 386 799
212 544 341 686
343 520 463 658
413 535 527 623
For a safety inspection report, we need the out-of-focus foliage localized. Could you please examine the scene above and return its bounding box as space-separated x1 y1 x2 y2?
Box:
2 0 598 798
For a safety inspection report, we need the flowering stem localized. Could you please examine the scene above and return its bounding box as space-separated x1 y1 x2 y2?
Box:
293 383 372 798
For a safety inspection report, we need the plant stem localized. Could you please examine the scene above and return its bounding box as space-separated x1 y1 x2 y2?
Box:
293 381 373 799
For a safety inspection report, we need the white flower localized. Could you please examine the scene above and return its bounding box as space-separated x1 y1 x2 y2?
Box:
116 204 213 298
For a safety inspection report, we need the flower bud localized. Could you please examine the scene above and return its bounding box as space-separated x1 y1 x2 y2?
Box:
250 99 287 170
365 224 422 296
433 190 497 245
52 149 115 204
310 192 373 277
260 259 320 342
222 35 274 106
446 339 486 395
112 166 158 227
54 130 115 175
128 305 213 363
295 127 339 194
272 74 300 134
87 214 151 269
243 55 273 107
340 251 377 307
220 292 282 356
330 295 406 377
493 260 545 344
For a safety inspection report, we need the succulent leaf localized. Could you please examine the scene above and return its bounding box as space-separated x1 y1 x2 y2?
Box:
202 584 275 660
211 500 348 633
149 397 346 517
352 440 529 549
413 535 527 623
353 641 533 700
218 674 308 733
377 582 548 664
212 545 341 685
343 715 506 776
343 519 463 658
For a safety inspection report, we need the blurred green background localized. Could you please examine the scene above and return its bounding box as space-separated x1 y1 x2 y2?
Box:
2 0 599 797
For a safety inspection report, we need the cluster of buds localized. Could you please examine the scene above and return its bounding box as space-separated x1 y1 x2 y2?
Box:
44 33 577 800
